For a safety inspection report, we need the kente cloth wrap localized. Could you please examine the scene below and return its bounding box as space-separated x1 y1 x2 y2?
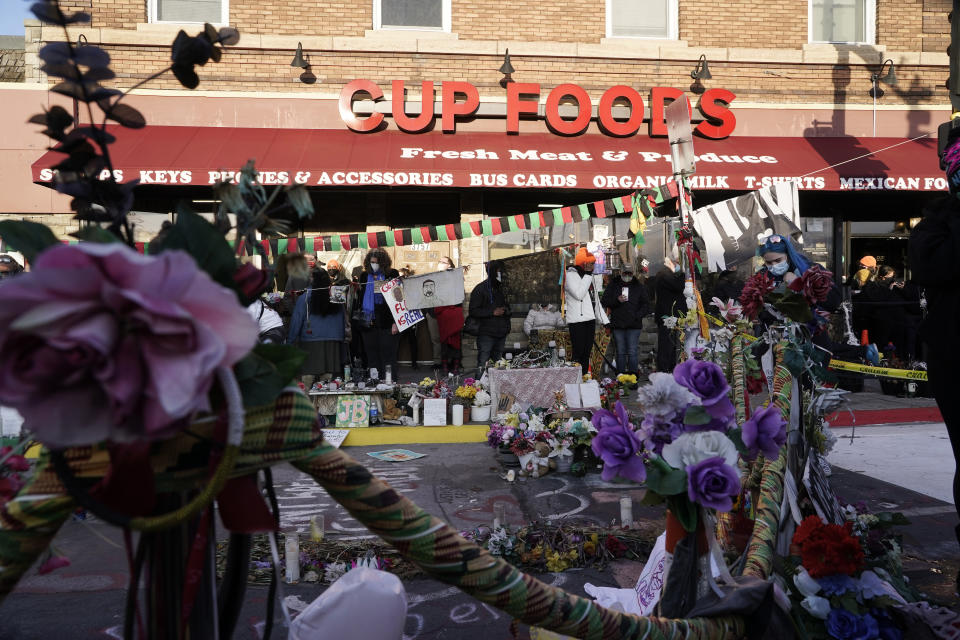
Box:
0 388 752 639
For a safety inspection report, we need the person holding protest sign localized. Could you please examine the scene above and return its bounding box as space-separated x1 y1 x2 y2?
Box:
354 248 400 377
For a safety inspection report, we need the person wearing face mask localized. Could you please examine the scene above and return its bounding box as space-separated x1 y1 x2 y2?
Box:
653 256 687 373
354 248 401 376
564 247 609 375
601 262 650 375
468 259 511 373
430 257 465 374
754 234 877 364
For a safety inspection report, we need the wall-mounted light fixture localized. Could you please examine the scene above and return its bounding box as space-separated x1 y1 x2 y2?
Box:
869 59 896 98
689 54 712 94
290 42 308 68
499 49 515 88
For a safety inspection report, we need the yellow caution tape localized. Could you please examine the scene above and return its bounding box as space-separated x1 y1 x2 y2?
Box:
828 359 928 381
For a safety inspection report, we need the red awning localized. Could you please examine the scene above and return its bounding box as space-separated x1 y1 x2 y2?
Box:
31 126 943 192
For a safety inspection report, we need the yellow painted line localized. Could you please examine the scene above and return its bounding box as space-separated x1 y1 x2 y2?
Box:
342 424 489 446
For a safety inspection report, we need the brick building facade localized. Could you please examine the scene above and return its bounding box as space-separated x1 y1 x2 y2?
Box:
0 1 954 366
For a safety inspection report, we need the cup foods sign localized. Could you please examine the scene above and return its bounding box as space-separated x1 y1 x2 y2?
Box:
338 79 738 139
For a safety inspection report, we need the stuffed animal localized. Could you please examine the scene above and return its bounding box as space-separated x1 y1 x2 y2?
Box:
381 398 404 421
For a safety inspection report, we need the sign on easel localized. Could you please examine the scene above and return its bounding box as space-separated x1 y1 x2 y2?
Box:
336 395 369 428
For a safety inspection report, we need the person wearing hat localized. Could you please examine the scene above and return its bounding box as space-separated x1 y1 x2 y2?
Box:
852 255 877 291
564 247 608 375
601 262 650 375
469 259 511 373
0 255 24 280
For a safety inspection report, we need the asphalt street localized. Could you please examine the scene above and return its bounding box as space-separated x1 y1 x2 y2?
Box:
1 430 957 639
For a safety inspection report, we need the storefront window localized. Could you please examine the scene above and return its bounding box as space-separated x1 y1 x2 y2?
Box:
152 0 226 24
809 0 874 44
375 0 450 31
606 0 677 39
802 217 834 269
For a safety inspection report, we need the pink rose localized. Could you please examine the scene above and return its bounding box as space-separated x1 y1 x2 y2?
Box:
0 243 258 447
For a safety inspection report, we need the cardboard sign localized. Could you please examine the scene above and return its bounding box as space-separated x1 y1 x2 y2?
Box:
379 278 424 333
321 428 350 448
336 395 369 428
401 267 466 309
423 398 447 426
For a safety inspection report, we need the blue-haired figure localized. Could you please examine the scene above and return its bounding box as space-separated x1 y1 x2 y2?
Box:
751 233 878 366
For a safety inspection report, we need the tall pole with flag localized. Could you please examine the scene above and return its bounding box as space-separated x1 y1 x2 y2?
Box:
664 97 710 341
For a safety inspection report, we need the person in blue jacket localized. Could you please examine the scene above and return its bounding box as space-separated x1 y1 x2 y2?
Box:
288 268 346 387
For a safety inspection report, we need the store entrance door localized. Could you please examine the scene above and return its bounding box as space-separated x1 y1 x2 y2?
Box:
846 221 912 282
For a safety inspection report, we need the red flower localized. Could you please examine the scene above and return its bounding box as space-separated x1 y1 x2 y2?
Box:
793 515 824 546
0 474 23 506
796 520 864 578
605 535 628 557
745 372 765 396
739 271 774 321
797 265 834 305
0 446 29 472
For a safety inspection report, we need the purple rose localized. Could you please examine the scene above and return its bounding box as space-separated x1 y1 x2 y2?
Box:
686 456 740 511
826 609 879 640
741 405 787 460
591 401 645 483
673 360 734 420
638 411 684 454
0 243 258 447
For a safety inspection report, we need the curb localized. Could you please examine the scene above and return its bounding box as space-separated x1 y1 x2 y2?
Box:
826 407 943 427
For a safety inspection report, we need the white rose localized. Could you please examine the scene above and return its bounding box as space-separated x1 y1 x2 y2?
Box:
661 431 738 469
793 567 821 597
800 595 830 620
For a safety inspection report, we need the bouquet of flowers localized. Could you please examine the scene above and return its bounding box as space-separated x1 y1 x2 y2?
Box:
594 359 787 532
781 514 912 639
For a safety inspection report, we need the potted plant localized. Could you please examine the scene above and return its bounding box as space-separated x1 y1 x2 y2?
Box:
471 388 492 422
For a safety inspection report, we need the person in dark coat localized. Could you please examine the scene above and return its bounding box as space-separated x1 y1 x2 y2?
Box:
354 248 400 377
652 256 687 373
709 266 744 310
469 260 511 372
908 136 960 584
601 262 650 374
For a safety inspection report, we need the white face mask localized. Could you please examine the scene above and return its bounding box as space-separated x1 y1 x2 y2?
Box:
622 275 634 282
370 263 380 273
767 260 790 276
769 261 789 276
496 272 502 282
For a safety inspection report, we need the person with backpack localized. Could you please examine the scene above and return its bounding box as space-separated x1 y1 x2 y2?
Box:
246 298 286 344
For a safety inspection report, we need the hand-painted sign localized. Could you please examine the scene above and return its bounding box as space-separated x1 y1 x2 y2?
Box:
379 278 425 332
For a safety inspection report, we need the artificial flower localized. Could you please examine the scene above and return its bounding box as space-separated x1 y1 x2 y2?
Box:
473 389 491 407
686 456 740 511
793 567 822 597
794 515 825 546
0 446 30 472
739 271 775 320
636 372 699 417
800 522 864 578
673 360 735 420
711 297 743 322
857 570 892 602
661 431 738 469
637 411 684 455
818 574 857 596
0 243 258 447
826 609 878 640
741 404 787 460
800 595 831 620
591 402 645 483
789 263 834 305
